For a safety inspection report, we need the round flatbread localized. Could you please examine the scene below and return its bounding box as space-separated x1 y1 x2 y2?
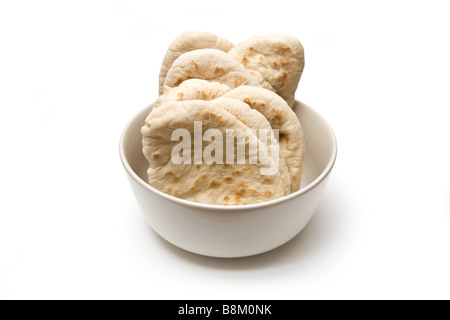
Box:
150 81 292 194
222 86 305 192
163 49 270 93
213 98 291 195
228 34 305 107
141 100 287 205
159 32 234 95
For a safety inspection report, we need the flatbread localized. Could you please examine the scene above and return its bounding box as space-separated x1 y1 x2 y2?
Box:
228 35 305 107
153 79 231 110
222 86 305 192
162 49 270 93
213 98 291 195
159 32 234 94
150 81 291 194
141 100 287 205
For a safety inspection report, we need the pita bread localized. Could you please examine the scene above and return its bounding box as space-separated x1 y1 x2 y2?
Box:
213 98 291 195
141 100 286 205
150 81 291 194
159 32 234 94
228 35 305 107
163 49 270 93
222 86 305 192
153 79 231 110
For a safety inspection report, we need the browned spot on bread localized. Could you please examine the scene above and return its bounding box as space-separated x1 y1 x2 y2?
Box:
224 195 230 201
209 180 221 188
271 113 282 124
238 181 247 187
189 174 207 191
274 46 292 56
214 66 226 75
196 165 201 170
274 59 293 68
167 187 172 192
277 71 288 87
165 171 180 182
264 178 273 184
257 55 264 65
176 92 184 101
224 176 233 182
248 47 254 55
285 136 290 149
234 195 242 205
249 189 259 195
152 153 160 160
194 174 206 183
202 111 222 122
233 75 247 87
264 190 273 197
241 55 249 67
232 170 242 175
235 187 247 197
242 97 265 108
175 77 184 86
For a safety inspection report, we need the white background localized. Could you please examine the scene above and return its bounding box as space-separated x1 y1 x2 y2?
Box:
1 0 449 300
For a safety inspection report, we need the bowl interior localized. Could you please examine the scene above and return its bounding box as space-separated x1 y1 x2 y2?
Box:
121 101 336 203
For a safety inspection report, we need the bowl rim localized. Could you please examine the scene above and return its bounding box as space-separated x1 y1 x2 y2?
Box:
119 100 337 211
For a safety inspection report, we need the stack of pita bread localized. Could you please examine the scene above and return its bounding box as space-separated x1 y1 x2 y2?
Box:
142 32 306 205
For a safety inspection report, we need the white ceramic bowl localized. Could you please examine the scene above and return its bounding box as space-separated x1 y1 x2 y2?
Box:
120 100 337 258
